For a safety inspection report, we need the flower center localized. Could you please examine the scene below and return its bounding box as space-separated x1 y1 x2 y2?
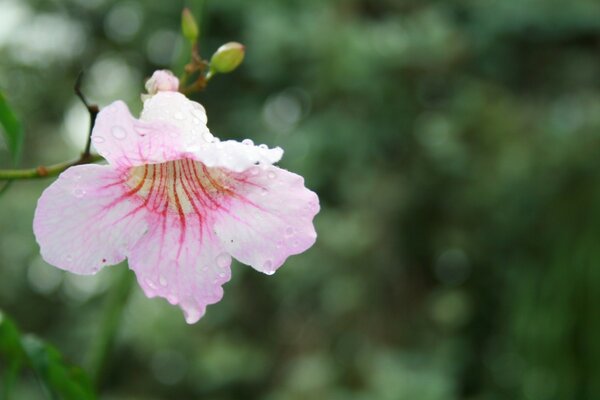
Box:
125 159 234 216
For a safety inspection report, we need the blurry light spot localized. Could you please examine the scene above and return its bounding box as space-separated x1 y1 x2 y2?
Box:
550 96 584 136
146 30 179 66
104 2 143 43
0 0 31 48
62 272 108 302
151 350 187 385
414 112 452 149
434 248 470 286
9 14 86 66
285 354 336 392
89 57 141 103
430 290 471 329
28 256 63 295
263 88 310 133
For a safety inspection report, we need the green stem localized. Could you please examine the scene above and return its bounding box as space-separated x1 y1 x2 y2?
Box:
0 154 103 180
87 266 135 390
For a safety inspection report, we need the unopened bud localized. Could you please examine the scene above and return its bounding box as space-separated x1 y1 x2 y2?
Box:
181 8 199 44
145 70 179 97
210 42 245 74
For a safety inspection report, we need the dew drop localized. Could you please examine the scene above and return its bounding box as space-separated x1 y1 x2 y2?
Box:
65 254 73 263
92 136 105 144
111 126 127 140
267 171 276 180
159 275 168 287
146 279 156 289
216 253 230 269
263 260 275 275
192 117 201 125
258 144 268 150
174 111 185 120
218 271 227 278
242 139 254 146
285 226 295 236
184 307 200 324
72 188 86 198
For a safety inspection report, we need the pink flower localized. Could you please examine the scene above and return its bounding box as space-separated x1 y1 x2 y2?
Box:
33 71 319 323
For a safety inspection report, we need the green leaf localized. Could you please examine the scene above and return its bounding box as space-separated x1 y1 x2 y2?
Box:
0 312 25 400
0 92 24 165
0 311 96 400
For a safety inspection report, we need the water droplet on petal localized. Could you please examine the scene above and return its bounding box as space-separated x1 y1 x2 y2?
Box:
258 144 268 150
192 117 201 125
174 112 185 120
146 279 156 289
263 260 275 275
159 275 168 287
260 188 268 196
242 139 254 146
65 254 73 263
216 253 230 269
184 307 200 324
267 171 276 180
249 167 260 176
92 136 105 144
72 188 86 198
111 126 127 140
285 226 295 236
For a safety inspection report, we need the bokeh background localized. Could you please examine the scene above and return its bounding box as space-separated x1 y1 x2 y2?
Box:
1 0 600 399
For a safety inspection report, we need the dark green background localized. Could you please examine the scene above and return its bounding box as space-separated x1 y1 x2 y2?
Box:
1 0 599 399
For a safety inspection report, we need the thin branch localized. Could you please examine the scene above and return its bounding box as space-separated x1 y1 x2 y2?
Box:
0 74 103 182
74 71 99 162
0 154 103 180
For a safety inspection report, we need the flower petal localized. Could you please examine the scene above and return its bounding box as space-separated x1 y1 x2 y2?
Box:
91 100 190 168
128 211 231 324
93 93 283 171
33 165 149 274
213 165 319 274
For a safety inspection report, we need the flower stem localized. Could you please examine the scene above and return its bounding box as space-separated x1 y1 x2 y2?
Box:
0 154 103 180
87 266 136 390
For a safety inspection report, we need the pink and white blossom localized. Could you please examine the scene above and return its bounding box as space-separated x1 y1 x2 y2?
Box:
33 71 319 323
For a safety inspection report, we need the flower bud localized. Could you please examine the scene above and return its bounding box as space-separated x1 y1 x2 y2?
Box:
210 42 245 74
181 8 199 44
145 70 179 96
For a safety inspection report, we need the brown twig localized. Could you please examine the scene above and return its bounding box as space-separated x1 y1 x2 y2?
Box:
74 71 100 162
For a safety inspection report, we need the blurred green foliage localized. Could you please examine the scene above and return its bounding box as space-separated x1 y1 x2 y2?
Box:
1 0 600 399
